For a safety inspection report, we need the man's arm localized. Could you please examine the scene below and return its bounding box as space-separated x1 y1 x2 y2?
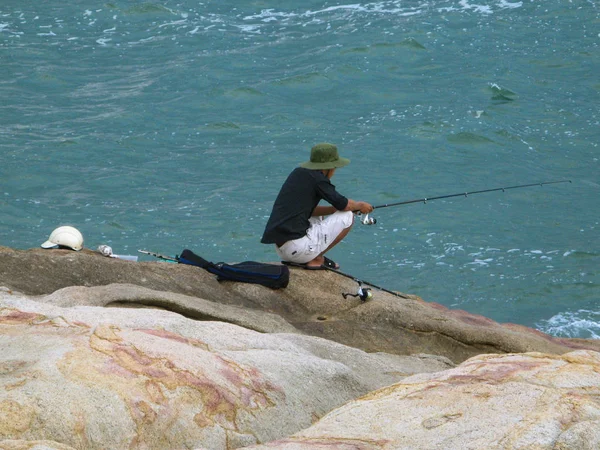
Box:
312 200 373 216
312 205 338 216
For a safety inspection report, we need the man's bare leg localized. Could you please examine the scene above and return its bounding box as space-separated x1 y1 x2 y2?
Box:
305 215 354 268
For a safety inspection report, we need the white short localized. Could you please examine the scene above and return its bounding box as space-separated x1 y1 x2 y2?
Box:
275 210 354 264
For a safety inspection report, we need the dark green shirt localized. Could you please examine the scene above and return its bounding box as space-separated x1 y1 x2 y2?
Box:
261 168 349 244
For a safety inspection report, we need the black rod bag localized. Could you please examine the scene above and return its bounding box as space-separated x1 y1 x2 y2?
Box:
178 249 289 289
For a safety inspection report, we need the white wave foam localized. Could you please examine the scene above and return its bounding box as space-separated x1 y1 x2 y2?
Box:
240 0 524 24
459 0 493 14
234 24 262 34
158 19 188 29
244 2 426 23
498 0 523 9
537 310 600 339
467 258 493 266
243 9 298 21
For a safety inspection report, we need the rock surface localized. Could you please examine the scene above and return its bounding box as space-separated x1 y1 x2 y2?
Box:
246 351 600 450
2 246 600 449
0 440 77 450
0 290 451 450
42 283 297 335
1 247 599 364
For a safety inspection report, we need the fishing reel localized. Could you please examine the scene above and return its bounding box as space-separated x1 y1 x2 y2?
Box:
342 281 373 302
360 213 377 225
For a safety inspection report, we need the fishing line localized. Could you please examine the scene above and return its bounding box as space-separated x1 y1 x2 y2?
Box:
360 180 571 225
343 180 572 300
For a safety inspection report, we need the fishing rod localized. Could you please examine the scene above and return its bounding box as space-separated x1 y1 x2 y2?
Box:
359 179 571 225
138 249 179 262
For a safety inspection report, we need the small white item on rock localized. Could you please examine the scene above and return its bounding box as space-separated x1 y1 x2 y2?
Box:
97 245 113 257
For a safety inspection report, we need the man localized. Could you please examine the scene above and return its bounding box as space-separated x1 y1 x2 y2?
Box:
261 143 373 270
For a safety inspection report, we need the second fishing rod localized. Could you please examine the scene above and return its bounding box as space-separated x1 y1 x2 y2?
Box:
357 180 571 225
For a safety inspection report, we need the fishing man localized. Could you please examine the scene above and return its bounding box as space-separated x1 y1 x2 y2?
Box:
261 143 373 270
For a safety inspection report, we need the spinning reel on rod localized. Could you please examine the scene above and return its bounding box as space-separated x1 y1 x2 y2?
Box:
360 213 377 225
342 281 372 302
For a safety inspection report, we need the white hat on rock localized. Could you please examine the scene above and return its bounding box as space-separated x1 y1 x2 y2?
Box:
41 226 84 251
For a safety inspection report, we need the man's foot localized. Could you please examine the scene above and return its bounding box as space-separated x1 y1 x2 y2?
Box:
282 261 326 270
281 256 340 270
306 255 339 270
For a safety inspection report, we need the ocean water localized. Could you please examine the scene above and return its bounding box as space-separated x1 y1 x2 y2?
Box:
1 1 598 338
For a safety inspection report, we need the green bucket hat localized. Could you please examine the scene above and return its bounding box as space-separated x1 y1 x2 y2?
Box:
300 143 351 170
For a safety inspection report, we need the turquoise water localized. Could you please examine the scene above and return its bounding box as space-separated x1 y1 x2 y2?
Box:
1 1 598 338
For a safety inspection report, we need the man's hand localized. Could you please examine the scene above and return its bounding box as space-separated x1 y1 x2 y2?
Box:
346 199 374 214
356 201 374 214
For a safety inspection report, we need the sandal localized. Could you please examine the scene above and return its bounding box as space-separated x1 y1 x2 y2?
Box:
322 256 339 270
281 261 326 270
282 257 339 270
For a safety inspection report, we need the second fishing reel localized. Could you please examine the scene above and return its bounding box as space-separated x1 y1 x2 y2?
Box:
342 281 373 302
